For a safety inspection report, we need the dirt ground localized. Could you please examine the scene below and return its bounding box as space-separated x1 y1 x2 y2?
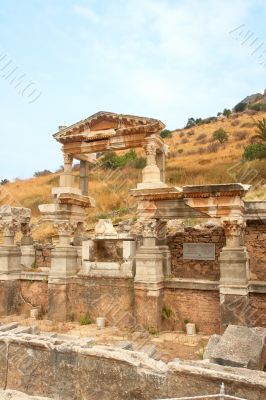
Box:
0 315 209 363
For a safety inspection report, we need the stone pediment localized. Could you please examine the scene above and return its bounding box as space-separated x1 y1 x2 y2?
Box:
53 111 165 144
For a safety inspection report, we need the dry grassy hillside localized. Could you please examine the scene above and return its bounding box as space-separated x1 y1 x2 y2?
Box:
165 110 266 195
1 109 266 240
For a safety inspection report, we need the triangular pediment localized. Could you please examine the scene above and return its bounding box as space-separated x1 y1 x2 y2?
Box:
53 111 165 144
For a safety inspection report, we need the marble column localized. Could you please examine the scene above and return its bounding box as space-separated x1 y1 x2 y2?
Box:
60 152 74 188
137 136 167 189
49 221 78 278
20 221 35 269
219 217 250 330
48 220 78 321
0 221 21 276
80 160 89 196
133 218 166 330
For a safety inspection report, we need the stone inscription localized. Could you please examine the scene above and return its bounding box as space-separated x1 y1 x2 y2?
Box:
183 243 215 261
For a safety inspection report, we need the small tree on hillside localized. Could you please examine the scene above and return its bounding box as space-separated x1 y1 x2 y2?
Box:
223 108 232 118
0 179 9 185
160 129 172 138
253 118 266 142
243 118 266 161
234 102 247 113
212 128 228 144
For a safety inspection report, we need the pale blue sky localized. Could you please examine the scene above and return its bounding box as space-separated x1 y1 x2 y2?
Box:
0 0 265 179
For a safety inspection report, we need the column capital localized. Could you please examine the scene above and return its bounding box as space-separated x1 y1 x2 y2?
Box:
221 217 245 237
131 218 167 239
54 220 78 237
0 220 19 237
63 152 73 164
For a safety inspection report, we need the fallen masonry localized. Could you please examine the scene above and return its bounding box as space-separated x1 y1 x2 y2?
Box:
204 324 266 370
0 323 264 399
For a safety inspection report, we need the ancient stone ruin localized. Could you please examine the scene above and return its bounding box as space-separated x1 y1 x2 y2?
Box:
0 111 265 398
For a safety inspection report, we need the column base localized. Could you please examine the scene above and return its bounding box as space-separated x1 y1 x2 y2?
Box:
48 281 69 321
49 246 78 279
134 282 163 331
134 245 164 283
0 245 21 279
21 245 35 269
220 291 250 332
219 246 249 286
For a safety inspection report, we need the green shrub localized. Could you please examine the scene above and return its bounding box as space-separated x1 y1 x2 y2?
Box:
162 306 172 320
212 128 228 144
234 102 247 113
0 179 9 185
160 129 172 138
132 156 146 169
223 108 232 117
184 116 217 129
34 169 52 177
79 314 92 325
243 143 266 161
248 103 266 112
101 150 146 170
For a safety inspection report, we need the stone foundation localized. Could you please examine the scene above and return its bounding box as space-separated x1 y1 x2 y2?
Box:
0 327 264 400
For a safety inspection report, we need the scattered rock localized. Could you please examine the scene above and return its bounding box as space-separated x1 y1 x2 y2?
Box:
209 325 266 370
203 334 221 360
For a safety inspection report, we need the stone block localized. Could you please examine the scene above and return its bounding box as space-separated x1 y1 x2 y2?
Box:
209 324 266 370
203 334 221 359
0 246 21 276
113 341 133 350
49 246 78 279
21 245 35 269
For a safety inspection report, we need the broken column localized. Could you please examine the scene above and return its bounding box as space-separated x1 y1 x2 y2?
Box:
219 216 250 330
0 206 31 315
60 152 74 188
133 217 165 330
0 206 31 277
39 183 95 322
20 221 35 269
137 135 167 190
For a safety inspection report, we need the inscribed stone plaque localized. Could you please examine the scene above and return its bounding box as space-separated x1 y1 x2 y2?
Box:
183 243 215 261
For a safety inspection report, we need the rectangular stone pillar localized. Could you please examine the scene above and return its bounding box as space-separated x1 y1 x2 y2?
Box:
155 150 166 183
48 221 78 322
219 217 250 331
60 153 74 188
80 160 89 196
133 219 167 331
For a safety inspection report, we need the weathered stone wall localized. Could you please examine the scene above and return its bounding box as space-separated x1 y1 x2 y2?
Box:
20 281 48 316
246 223 266 281
67 277 134 328
249 293 266 327
168 227 225 280
0 332 265 400
162 288 220 334
0 281 20 316
34 244 53 269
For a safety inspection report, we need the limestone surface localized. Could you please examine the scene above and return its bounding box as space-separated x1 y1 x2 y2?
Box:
209 324 266 370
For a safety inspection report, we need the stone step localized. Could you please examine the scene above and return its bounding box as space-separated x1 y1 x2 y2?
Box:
139 344 158 359
113 340 133 350
11 326 33 335
0 322 19 332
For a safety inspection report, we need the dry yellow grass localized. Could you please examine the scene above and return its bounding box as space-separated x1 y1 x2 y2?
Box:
1 109 266 241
